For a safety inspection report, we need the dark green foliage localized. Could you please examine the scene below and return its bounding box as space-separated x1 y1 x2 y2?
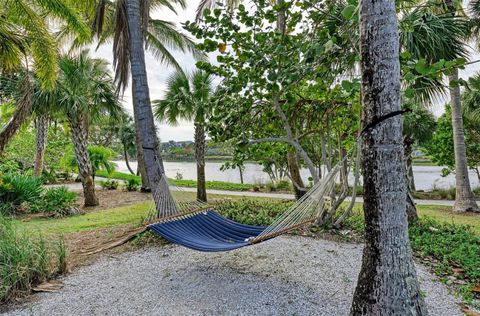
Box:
125 178 140 191
0 173 77 215
36 187 77 215
409 219 480 283
0 174 43 214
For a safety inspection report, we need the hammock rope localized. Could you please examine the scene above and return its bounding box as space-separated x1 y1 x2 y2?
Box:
144 138 361 251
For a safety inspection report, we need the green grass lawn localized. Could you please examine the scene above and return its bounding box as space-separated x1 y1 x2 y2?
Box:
95 170 255 191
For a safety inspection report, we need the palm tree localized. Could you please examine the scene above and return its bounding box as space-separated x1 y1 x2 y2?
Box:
441 0 480 212
154 70 213 202
75 0 204 203
0 0 89 154
55 51 121 206
124 0 179 214
350 0 427 313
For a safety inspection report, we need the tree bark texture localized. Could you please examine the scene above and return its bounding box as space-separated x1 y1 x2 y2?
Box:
448 70 479 212
34 114 49 176
135 125 150 191
0 79 33 155
287 150 305 199
69 113 98 207
350 0 428 313
126 0 176 216
194 123 207 202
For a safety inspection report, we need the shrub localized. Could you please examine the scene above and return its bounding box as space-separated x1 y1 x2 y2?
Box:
265 181 277 192
0 215 51 302
100 179 119 190
35 187 78 216
275 179 292 191
125 178 140 192
0 174 43 215
215 199 292 226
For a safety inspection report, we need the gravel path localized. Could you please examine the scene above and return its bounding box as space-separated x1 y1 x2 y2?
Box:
3 236 462 316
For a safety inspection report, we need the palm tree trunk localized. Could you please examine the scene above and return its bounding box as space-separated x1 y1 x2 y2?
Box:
68 113 98 207
123 143 135 175
135 128 150 191
448 70 479 212
126 0 176 216
404 135 418 222
194 123 207 202
404 135 416 191
350 0 427 313
287 150 305 199
0 79 33 155
34 114 49 177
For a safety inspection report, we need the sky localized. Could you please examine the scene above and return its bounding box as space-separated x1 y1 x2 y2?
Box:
90 1 201 142
90 1 480 142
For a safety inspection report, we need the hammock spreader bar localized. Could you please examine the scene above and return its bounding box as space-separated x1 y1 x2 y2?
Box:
149 210 266 252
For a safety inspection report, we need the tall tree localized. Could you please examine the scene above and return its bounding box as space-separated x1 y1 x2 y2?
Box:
444 0 479 212
126 0 176 213
154 70 213 202
0 0 89 154
55 51 121 206
82 0 202 193
350 0 427 313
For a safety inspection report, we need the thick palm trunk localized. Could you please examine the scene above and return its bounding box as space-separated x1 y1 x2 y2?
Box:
350 0 427 314
34 114 49 177
194 123 207 202
69 114 98 207
135 128 150 191
0 80 33 155
287 150 305 199
126 0 175 216
448 70 479 212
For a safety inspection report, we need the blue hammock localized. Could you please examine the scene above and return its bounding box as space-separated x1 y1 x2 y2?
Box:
149 210 266 252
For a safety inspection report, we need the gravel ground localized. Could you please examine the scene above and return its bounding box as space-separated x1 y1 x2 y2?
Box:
3 236 462 316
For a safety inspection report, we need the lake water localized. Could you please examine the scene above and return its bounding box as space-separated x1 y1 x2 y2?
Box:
112 160 479 191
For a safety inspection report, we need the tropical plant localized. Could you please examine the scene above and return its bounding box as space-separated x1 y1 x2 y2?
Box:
38 187 77 216
46 51 122 206
71 0 205 203
154 70 213 202
117 0 181 213
62 145 118 180
0 173 43 214
0 0 89 154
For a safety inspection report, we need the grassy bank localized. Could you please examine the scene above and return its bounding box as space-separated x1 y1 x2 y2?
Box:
96 170 255 191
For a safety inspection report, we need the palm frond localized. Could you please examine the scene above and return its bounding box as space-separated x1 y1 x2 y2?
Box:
400 8 468 61
147 19 205 61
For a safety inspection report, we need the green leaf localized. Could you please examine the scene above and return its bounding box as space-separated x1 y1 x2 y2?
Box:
404 72 415 82
341 5 356 20
405 88 415 98
415 59 428 75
